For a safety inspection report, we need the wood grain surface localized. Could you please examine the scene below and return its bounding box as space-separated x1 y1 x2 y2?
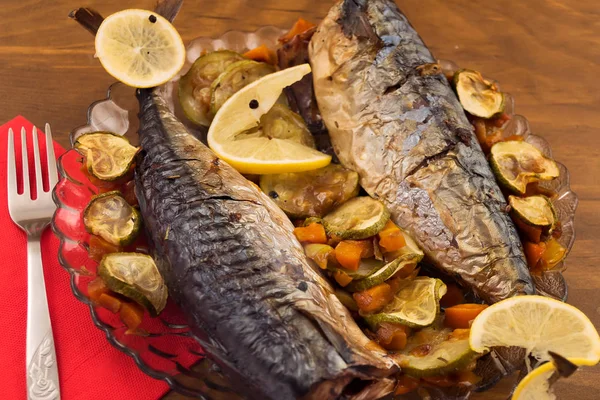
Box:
1 0 599 399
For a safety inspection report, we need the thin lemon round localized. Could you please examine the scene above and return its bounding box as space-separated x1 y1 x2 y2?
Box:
512 358 595 400
95 9 185 88
470 296 600 364
207 64 331 174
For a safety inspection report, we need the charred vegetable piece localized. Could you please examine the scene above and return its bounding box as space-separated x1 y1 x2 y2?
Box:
490 141 560 194
376 322 410 351
303 243 334 269
178 50 245 126
209 60 275 116
83 191 141 246
346 253 423 292
279 18 316 43
453 69 504 118
363 277 447 328
75 132 138 181
293 222 328 244
378 220 407 252
98 252 168 317
443 303 488 329
509 195 557 236
259 103 315 148
394 320 478 378
322 197 390 240
259 164 359 218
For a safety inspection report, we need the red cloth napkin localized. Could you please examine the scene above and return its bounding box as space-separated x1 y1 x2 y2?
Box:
0 116 170 400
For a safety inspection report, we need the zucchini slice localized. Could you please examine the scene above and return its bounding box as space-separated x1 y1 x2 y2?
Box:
83 191 141 246
260 164 359 218
75 132 138 181
98 252 168 317
322 197 390 240
397 330 478 378
490 141 559 194
209 60 275 116
509 195 557 231
453 69 504 118
329 258 386 280
363 277 447 328
178 50 245 126
346 253 423 292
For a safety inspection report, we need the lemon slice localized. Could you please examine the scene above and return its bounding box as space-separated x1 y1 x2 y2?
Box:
470 296 600 364
207 64 331 174
512 358 594 400
95 9 185 88
364 277 447 328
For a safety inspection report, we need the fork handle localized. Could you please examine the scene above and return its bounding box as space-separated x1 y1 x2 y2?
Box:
26 238 60 400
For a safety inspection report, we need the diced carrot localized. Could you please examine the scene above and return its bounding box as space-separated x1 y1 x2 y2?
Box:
422 375 455 387
524 241 546 270
243 44 277 65
89 235 121 262
444 304 488 329
87 277 110 301
353 283 394 313
121 180 138 207
293 223 328 244
376 322 410 351
391 262 418 280
279 18 316 43
512 216 543 243
394 375 420 395
378 220 406 252
120 302 145 330
447 328 471 341
346 240 374 258
334 241 364 271
98 293 123 313
333 270 353 287
439 283 465 308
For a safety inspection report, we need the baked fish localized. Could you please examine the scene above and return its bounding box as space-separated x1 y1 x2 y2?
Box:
134 88 397 400
309 0 535 303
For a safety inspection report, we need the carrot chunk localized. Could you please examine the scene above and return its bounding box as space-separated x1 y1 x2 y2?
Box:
293 223 328 244
378 220 406 252
98 293 122 313
87 277 110 301
120 302 145 330
353 283 394 313
334 241 364 271
279 18 316 43
243 44 277 64
89 235 121 262
333 270 353 287
444 304 488 329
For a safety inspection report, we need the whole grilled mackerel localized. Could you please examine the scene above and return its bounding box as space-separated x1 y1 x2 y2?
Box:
309 0 534 303
134 89 397 400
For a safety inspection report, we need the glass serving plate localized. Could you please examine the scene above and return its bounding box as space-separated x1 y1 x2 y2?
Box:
51 27 578 399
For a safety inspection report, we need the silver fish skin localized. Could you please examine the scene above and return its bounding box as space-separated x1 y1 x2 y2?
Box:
309 0 534 303
134 89 396 400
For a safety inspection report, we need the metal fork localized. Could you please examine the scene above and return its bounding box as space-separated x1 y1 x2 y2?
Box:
7 125 60 400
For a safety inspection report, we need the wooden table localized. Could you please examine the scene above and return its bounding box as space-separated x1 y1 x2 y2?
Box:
1 0 598 398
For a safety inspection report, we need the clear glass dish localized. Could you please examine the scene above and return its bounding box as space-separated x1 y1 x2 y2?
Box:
51 27 578 399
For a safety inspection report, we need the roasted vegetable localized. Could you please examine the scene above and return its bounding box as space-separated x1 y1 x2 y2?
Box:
259 164 359 218
243 45 277 65
83 191 141 246
378 220 407 252
490 141 560 195
87 277 110 301
540 238 567 270
98 252 168 317
334 240 370 271
444 303 488 329
178 50 245 126
509 195 557 236
330 257 384 280
303 243 334 269
88 235 121 262
209 60 275 116
259 103 315 148
279 18 316 43
363 277 447 328
453 69 504 118
75 132 138 181
119 301 145 330
293 222 328 244
376 322 410 351
322 197 390 240
353 282 395 313
346 253 422 292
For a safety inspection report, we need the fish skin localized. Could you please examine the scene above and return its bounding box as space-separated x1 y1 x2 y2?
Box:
309 0 535 304
134 88 396 400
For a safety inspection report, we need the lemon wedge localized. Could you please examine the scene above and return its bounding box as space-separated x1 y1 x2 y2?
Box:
470 296 600 364
207 64 331 174
512 358 594 400
95 9 185 88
